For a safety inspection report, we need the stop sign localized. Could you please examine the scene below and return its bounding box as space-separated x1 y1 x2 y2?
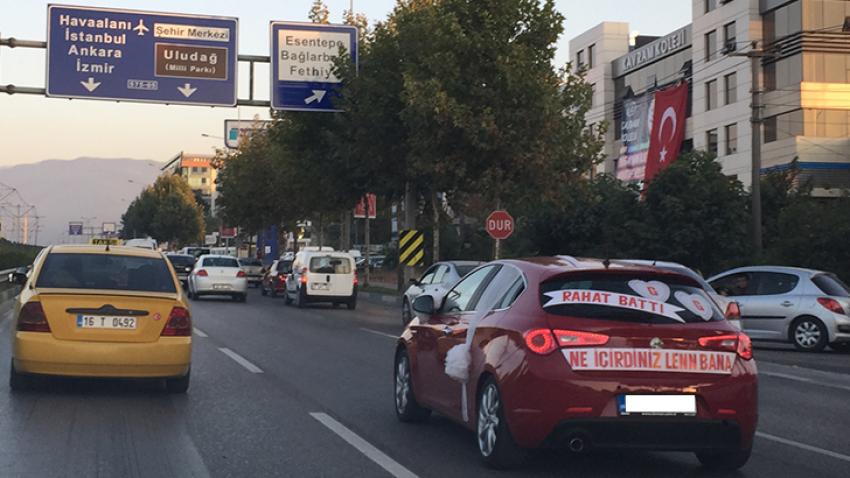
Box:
486 210 514 240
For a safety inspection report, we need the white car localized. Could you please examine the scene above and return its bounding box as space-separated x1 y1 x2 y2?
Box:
188 254 248 302
401 260 484 324
285 249 357 309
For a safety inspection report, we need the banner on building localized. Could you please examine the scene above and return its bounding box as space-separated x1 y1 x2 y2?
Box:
616 93 655 182
354 194 377 219
645 82 689 183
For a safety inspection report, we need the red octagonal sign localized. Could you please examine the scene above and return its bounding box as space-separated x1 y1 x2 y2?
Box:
486 210 514 240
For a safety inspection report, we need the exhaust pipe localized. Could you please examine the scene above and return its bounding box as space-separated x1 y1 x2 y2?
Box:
568 436 586 453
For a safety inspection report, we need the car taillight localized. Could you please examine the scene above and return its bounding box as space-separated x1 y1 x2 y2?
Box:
817 297 846 315
698 333 753 360
17 302 51 333
278 274 288 282
161 306 192 337
353 272 359 286
196 269 208 277
524 328 609 355
237 270 246 278
300 267 308 285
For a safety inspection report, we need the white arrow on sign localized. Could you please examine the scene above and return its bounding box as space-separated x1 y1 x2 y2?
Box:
304 90 327 105
80 77 101 92
177 83 198 98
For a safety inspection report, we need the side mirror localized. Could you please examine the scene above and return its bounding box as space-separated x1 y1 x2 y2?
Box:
409 278 420 286
9 268 27 285
412 295 435 315
725 301 741 320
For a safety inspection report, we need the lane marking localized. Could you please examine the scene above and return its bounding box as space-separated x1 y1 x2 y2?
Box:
360 328 397 339
760 370 850 393
310 412 418 478
193 327 208 338
757 432 850 463
218 347 263 374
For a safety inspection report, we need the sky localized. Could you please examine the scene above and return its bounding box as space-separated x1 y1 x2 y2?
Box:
0 0 691 167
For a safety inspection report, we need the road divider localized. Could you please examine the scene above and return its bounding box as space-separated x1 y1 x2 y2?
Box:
193 327 209 338
757 431 850 463
218 347 263 374
309 412 418 478
360 327 398 339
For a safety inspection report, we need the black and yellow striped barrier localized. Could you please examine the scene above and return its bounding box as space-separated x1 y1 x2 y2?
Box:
398 229 424 267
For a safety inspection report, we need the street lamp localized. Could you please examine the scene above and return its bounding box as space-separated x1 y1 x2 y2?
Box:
201 133 223 140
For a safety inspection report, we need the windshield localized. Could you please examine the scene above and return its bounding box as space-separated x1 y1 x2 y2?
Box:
541 274 724 324
455 264 479 277
812 273 850 297
309 256 352 274
36 253 176 293
166 255 195 268
202 257 239 268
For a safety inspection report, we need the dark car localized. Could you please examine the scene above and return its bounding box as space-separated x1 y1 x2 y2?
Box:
261 259 293 297
165 254 196 286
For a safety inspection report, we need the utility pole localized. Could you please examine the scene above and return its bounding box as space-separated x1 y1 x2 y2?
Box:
732 42 775 256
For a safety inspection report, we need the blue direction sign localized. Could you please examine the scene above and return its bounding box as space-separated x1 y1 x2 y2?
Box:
270 22 357 112
47 5 238 106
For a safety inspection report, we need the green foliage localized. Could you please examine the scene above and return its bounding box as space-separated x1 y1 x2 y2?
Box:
0 238 41 270
308 0 330 24
121 175 205 245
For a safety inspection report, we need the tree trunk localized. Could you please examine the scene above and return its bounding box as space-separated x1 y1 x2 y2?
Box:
431 191 440 263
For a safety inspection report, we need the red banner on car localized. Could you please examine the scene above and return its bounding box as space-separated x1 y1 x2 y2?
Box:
563 348 736 374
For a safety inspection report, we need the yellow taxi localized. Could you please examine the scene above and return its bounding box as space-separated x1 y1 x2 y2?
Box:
9 244 192 392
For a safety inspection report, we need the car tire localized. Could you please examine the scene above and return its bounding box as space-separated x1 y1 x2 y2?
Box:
9 360 30 392
270 288 277 298
394 349 430 423
346 299 357 310
402 299 413 326
696 447 752 471
240 294 248 303
165 369 190 394
830 342 850 353
284 291 293 305
261 287 268 296
476 377 526 469
295 288 305 309
790 316 828 352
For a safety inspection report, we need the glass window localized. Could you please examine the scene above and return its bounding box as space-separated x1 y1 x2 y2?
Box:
239 258 262 267
753 272 799 295
541 274 724 324
418 266 439 285
706 128 718 155
812 273 850 297
576 50 584 69
589 83 596 107
455 264 479 278
588 44 595 69
705 79 717 110
37 253 176 293
309 256 351 274
442 265 498 313
764 115 778 142
475 266 523 312
432 265 449 284
192 167 199 173
723 22 736 51
278 260 293 274
710 272 756 297
498 277 526 309
725 123 738 155
202 257 239 268
764 62 776 91
201 177 207 184
724 72 737 104
166 255 195 268
705 0 717 13
705 30 717 62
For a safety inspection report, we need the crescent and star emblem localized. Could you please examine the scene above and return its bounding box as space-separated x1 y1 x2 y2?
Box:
657 106 677 163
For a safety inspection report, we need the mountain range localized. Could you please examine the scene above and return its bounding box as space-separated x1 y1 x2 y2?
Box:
0 158 163 246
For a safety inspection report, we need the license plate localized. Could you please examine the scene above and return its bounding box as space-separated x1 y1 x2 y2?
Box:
312 283 329 290
76 315 137 330
617 395 696 416
213 284 232 290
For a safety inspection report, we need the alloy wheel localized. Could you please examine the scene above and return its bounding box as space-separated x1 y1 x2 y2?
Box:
477 384 500 457
395 355 410 413
795 320 821 349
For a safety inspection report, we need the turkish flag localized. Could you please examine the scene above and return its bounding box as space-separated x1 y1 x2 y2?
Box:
645 82 689 183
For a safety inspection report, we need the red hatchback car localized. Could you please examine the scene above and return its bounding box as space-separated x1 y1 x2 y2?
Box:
394 257 757 469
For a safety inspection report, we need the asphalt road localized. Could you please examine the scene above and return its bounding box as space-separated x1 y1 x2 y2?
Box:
1 290 849 477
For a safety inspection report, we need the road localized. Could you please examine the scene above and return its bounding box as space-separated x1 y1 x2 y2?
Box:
1 290 849 477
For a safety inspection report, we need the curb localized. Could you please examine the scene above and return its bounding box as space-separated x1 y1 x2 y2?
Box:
359 291 402 307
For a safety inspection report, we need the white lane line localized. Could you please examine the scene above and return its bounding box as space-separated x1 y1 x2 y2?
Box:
310 412 418 478
757 432 850 463
218 347 263 374
193 327 209 338
360 328 398 339
760 370 850 393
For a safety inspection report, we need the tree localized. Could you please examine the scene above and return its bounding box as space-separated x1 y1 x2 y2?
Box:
641 150 750 276
120 175 204 245
308 0 330 24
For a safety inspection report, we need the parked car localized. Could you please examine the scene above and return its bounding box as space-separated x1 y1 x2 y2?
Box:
187 254 248 302
614 259 739 330
285 249 357 309
708 266 850 352
238 258 264 287
261 259 293 297
179 246 211 258
165 254 196 287
395 257 755 469
402 261 484 325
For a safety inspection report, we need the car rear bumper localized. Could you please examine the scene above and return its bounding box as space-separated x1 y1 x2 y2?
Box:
13 332 191 378
303 291 357 303
193 277 247 294
543 417 741 451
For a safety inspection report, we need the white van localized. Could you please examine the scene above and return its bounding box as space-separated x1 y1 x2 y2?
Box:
285 249 357 309
124 238 158 250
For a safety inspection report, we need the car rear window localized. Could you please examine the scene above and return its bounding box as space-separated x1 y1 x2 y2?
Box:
812 273 850 297
278 260 293 273
309 256 352 274
37 253 176 293
202 257 239 268
239 259 262 267
166 255 195 268
455 265 478 277
541 274 723 324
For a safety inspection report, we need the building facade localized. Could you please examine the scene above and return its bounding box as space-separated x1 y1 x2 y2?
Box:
160 152 217 210
570 0 850 193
